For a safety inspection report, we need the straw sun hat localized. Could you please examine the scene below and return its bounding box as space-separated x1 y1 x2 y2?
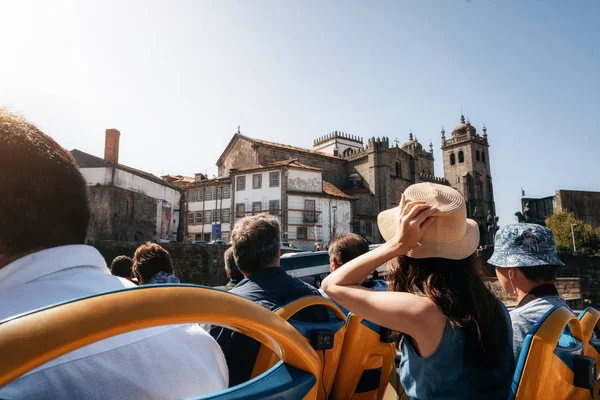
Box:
377 182 480 260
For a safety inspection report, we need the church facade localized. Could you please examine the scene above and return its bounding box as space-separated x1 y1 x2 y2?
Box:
215 115 496 246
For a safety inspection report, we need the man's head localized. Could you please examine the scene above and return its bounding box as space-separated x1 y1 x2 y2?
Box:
231 213 280 275
224 247 244 282
327 233 369 272
0 110 90 267
488 224 564 295
132 242 174 284
110 256 133 279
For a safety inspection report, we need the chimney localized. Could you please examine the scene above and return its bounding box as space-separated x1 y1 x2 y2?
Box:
194 173 206 182
104 129 120 164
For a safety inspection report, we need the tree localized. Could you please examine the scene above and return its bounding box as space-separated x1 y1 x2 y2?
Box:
545 211 600 253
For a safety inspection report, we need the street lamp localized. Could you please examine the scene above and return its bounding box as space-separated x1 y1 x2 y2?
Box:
570 224 578 252
332 205 337 237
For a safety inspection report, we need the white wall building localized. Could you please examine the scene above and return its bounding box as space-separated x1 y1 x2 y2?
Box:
72 129 183 243
184 177 232 242
231 160 352 251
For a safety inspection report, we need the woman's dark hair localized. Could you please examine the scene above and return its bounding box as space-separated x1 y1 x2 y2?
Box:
387 254 509 368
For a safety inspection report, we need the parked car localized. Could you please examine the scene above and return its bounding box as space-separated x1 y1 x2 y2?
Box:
192 240 207 245
208 240 226 245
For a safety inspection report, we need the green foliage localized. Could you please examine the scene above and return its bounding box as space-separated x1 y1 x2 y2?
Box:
545 211 600 253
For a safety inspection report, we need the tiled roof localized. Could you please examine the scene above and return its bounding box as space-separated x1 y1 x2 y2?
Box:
179 176 231 189
71 149 181 190
248 135 341 160
234 159 323 173
162 174 195 185
323 181 353 199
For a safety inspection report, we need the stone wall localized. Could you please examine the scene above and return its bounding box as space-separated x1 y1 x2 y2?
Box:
556 190 600 228
484 277 583 309
479 247 600 307
93 241 230 287
87 185 157 242
217 137 258 177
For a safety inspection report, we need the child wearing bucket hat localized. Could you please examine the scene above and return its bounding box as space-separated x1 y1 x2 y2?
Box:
322 183 514 400
488 223 568 361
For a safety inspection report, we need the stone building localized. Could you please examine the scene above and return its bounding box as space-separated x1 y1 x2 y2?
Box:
441 115 497 246
216 129 450 243
230 159 353 250
73 129 183 243
520 190 600 228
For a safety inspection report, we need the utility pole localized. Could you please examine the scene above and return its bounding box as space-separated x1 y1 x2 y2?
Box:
571 224 578 252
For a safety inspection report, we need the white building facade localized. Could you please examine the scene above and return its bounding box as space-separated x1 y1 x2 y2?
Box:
184 177 232 243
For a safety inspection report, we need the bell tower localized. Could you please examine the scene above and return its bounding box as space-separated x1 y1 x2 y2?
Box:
441 115 496 247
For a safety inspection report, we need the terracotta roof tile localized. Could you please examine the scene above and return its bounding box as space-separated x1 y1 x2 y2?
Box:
244 134 342 160
234 159 323 173
323 181 353 199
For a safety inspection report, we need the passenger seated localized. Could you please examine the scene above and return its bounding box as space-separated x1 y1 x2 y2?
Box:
224 247 244 290
322 183 515 400
0 110 228 399
488 223 570 361
210 213 329 386
110 255 138 284
133 242 180 284
319 233 388 302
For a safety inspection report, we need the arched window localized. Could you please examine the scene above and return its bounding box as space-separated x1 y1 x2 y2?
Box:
343 148 353 157
450 153 456 165
482 152 487 163
395 161 401 178
476 150 480 161
458 151 464 163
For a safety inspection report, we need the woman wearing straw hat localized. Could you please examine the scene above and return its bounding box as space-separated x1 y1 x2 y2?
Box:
322 183 514 400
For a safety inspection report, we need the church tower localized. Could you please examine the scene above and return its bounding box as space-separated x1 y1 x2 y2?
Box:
441 115 497 247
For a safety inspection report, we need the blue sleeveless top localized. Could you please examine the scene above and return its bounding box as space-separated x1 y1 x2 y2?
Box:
399 309 515 400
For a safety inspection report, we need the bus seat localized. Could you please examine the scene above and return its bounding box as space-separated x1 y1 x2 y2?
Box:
251 296 348 400
510 305 595 400
331 314 397 400
0 285 321 400
578 307 600 371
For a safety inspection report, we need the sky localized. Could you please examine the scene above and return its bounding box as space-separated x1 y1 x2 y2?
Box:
0 0 598 227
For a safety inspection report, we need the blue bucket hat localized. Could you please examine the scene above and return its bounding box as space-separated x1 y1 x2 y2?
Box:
488 223 565 268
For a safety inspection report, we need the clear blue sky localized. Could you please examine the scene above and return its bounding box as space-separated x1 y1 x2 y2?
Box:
1 0 598 227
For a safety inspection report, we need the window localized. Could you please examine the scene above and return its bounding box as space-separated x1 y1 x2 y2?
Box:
222 208 231 222
216 187 222 199
214 209 221 222
351 221 360 234
196 211 203 225
187 212 194 225
221 231 230 243
482 152 487 163
222 186 230 199
458 151 464 163
365 222 373 236
204 188 213 201
297 226 308 240
188 191 196 202
395 162 401 178
269 172 280 187
252 174 262 189
236 203 245 217
450 153 456 165
476 150 480 161
204 210 212 222
269 200 280 215
236 176 246 191
252 202 262 215
304 199 317 223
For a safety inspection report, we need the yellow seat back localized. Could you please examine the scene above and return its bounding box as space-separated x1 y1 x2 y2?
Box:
0 285 321 400
511 306 591 400
579 307 600 372
251 296 348 400
331 313 396 400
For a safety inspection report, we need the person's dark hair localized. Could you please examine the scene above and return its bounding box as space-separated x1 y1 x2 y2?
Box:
224 247 245 282
519 266 557 283
133 242 174 284
387 254 509 369
327 233 369 266
110 255 133 279
231 213 280 274
0 109 90 256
